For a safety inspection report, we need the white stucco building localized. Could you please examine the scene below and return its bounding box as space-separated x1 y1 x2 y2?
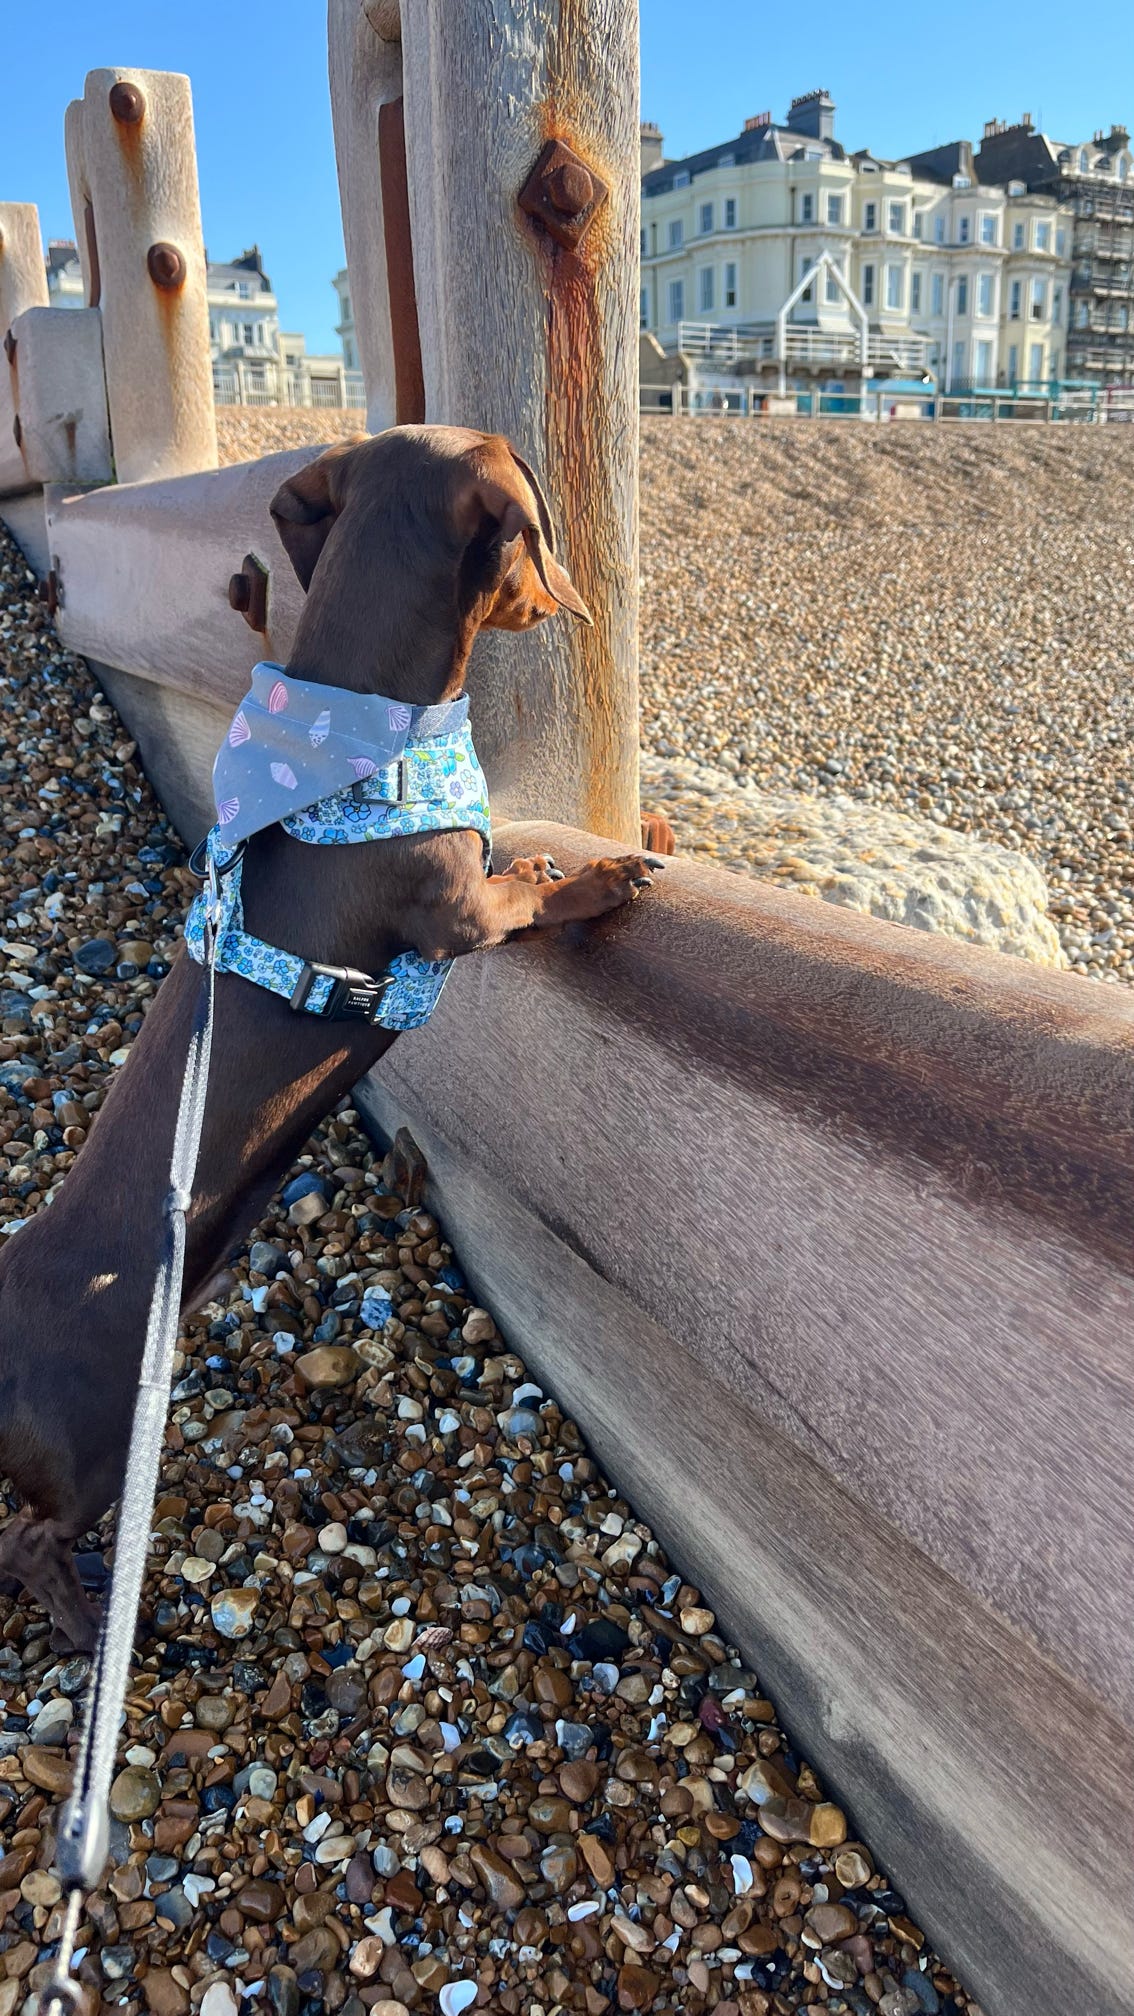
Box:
640 91 1074 399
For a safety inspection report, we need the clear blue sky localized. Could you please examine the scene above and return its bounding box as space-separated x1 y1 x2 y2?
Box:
2 1 1130 352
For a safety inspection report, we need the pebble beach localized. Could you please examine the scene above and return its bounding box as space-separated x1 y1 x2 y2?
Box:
0 522 976 2014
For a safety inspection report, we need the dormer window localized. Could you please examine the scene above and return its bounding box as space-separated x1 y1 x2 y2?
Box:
1078 149 1090 173
718 152 736 168
674 169 691 188
952 172 971 189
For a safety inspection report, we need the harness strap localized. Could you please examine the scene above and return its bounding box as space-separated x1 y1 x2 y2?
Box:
39 868 222 2016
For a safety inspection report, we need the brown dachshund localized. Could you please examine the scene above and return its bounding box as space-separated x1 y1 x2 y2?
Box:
0 425 660 1649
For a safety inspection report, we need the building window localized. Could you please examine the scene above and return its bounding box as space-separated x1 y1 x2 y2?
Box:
934 214 946 244
825 262 841 302
1012 222 1025 250
931 271 944 316
980 214 998 245
911 270 923 314
698 267 714 312
800 193 814 223
1076 302 1089 328
1078 149 1090 174
674 169 691 188
725 197 737 228
1035 221 1052 252
886 263 903 309
952 337 965 383
864 200 877 232
888 200 905 234
827 194 843 226
799 256 813 302
640 287 649 329
1056 226 1067 256
640 227 647 256
724 261 738 308
667 279 684 323
862 262 875 306
1119 156 1130 183
719 152 736 169
699 201 714 234
1053 285 1063 325
235 280 253 299
242 322 255 345
958 214 971 244
1009 279 1022 319
913 212 924 240
1030 340 1044 380
668 219 684 249
974 339 993 382
1008 343 1018 382
977 272 994 317
956 276 969 315
1031 277 1046 319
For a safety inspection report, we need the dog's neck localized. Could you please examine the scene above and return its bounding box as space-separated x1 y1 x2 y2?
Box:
284 551 475 709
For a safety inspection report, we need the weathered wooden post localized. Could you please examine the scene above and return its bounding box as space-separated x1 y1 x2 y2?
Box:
64 69 217 483
0 204 49 497
328 0 414 434
329 0 642 841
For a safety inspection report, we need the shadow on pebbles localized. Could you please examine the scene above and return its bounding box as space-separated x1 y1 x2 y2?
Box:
0 525 980 2014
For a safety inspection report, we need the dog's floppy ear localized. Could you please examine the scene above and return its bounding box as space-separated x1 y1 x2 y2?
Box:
269 438 364 592
504 445 592 624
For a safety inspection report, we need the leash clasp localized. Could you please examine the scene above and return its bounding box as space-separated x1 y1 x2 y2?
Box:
289 961 393 1023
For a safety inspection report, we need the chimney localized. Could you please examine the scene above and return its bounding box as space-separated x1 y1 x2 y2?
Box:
786 89 836 142
640 121 664 175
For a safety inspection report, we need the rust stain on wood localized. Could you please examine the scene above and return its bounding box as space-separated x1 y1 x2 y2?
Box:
378 97 426 427
532 46 630 841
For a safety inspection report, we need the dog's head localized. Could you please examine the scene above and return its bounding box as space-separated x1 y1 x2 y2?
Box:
268 426 592 643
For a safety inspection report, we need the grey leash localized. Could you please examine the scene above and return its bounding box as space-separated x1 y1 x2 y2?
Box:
38 865 222 2016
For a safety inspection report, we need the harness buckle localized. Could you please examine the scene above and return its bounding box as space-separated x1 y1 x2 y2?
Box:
289 961 393 1023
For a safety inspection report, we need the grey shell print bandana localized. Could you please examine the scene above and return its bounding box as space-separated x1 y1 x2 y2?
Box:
211 661 468 846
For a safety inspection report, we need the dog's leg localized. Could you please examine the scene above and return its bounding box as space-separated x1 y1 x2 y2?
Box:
0 1515 102 1653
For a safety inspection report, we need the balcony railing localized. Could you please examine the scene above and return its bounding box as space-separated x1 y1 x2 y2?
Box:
672 320 930 371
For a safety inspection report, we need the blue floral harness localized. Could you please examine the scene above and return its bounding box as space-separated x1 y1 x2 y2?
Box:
185 668 491 1033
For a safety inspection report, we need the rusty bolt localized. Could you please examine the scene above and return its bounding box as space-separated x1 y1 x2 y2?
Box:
228 554 269 633
3 329 15 366
519 138 609 253
109 81 146 124
38 571 60 617
147 242 186 291
547 160 595 217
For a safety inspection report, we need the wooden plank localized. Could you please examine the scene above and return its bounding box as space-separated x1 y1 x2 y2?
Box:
399 0 642 841
46 449 316 706
357 1069 1133 2016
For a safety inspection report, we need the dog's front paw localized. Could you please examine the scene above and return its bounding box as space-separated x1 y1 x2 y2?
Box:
572 854 661 916
508 854 565 884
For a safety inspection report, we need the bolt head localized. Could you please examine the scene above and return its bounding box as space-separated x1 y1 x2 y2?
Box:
547 161 594 216
147 242 187 291
227 573 251 613
109 81 146 125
